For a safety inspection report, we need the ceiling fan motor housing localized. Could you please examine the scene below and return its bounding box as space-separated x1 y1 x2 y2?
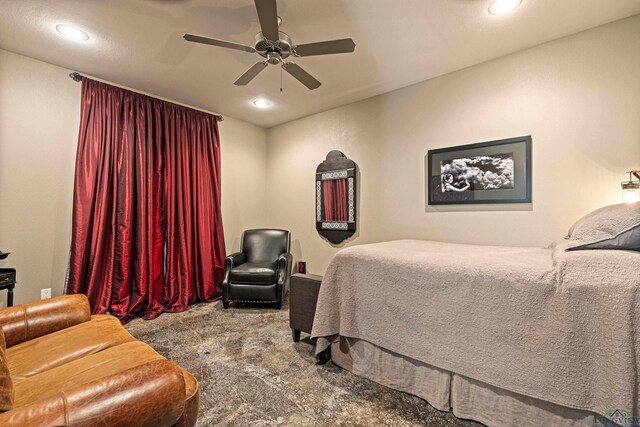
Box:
255 31 292 62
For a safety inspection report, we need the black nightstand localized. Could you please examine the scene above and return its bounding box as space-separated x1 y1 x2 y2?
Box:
289 273 323 342
0 268 16 307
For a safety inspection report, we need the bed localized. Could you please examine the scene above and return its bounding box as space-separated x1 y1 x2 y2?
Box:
311 239 640 427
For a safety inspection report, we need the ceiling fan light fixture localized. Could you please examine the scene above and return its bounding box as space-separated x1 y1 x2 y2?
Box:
56 24 89 41
488 0 522 15
252 99 271 109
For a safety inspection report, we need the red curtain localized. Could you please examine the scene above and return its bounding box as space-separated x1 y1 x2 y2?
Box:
67 79 225 321
322 179 348 221
163 107 226 311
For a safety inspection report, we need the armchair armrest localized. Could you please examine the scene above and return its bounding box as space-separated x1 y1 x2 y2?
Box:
222 252 247 306
224 252 246 271
0 294 91 348
276 252 293 305
0 359 186 427
276 252 293 285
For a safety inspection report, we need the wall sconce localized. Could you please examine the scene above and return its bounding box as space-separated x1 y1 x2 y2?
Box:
621 170 640 203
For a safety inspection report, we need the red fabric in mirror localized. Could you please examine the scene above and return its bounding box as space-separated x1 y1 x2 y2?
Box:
322 179 348 222
67 79 225 321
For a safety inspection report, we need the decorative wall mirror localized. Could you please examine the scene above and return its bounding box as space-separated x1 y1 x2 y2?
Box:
316 151 357 244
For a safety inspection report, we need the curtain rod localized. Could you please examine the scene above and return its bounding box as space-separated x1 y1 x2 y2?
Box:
69 72 224 122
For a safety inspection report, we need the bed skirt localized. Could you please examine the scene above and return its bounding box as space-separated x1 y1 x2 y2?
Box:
330 336 601 427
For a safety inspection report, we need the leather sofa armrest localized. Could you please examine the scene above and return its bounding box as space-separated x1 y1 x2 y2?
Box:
0 359 186 427
0 294 91 348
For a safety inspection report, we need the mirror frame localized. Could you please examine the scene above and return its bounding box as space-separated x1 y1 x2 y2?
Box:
316 150 357 244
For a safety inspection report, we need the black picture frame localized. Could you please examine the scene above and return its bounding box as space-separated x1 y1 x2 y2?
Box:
427 136 532 205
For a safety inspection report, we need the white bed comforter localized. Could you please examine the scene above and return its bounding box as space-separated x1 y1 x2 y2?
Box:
311 240 640 416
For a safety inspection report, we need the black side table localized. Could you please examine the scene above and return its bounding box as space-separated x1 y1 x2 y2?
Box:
289 273 323 342
0 268 16 307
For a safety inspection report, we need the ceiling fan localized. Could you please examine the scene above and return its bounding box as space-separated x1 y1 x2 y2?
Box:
183 0 356 90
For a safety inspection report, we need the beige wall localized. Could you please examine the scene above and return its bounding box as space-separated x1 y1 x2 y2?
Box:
219 117 268 253
0 49 79 307
266 15 640 275
0 48 268 305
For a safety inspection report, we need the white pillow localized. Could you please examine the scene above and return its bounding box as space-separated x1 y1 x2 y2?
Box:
567 203 640 251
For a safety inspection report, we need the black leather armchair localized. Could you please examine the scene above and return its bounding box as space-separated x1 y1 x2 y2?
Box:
222 229 292 309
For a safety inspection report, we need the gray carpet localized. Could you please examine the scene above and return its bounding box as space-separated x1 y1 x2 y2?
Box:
125 298 482 427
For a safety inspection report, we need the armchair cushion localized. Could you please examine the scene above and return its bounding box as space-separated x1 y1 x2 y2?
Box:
243 230 289 264
228 262 277 285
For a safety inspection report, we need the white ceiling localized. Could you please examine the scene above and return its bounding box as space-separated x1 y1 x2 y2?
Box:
1 0 639 128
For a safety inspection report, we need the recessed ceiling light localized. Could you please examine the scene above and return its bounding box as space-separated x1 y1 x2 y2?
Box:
56 24 89 41
252 99 271 109
488 0 522 15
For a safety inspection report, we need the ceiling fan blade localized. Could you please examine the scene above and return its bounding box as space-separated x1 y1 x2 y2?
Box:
282 62 321 90
234 62 269 86
254 0 279 41
293 38 356 57
183 33 255 53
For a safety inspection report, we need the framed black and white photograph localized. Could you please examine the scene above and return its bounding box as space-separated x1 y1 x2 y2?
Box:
427 136 532 205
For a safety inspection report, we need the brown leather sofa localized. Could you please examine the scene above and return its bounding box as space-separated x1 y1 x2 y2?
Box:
0 294 198 427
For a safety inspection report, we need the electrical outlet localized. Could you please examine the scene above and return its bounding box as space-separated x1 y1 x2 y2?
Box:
41 288 51 300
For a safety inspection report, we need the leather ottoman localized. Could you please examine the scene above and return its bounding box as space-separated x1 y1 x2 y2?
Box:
289 273 323 342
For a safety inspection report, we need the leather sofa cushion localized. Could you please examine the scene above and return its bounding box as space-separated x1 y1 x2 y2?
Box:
229 262 276 285
7 314 135 382
13 340 165 407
